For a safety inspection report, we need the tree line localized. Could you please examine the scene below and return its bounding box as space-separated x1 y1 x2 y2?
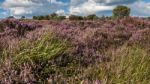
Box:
32 5 131 20
8 5 150 20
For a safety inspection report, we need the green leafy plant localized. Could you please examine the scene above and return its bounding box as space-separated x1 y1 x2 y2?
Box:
113 5 130 18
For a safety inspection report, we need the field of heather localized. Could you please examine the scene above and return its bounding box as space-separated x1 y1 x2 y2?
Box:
0 17 150 83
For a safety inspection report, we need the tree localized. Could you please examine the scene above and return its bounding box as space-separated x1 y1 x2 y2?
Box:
113 5 130 18
86 14 98 20
50 13 58 19
57 16 66 20
38 16 45 20
69 15 83 20
7 16 15 19
21 16 25 19
69 15 78 20
78 16 84 20
33 16 37 19
148 17 150 20
44 15 50 20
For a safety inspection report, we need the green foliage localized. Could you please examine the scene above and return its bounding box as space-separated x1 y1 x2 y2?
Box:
33 16 37 19
86 14 98 20
32 13 66 20
44 15 50 20
58 16 66 20
7 16 15 19
21 16 25 19
11 30 70 82
84 45 150 83
113 5 130 18
13 31 69 65
69 15 84 20
0 22 5 32
49 13 58 20
50 13 58 18
1 18 150 83
148 17 150 20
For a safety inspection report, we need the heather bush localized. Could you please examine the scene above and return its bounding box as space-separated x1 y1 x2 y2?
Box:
1 19 41 36
129 28 150 48
0 17 150 83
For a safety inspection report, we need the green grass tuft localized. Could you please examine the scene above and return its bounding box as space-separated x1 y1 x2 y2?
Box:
84 45 150 84
13 31 69 65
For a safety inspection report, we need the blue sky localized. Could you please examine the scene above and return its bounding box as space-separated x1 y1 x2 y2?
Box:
0 0 150 18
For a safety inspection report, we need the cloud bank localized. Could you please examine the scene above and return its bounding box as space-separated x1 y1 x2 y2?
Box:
1 0 67 17
0 0 150 17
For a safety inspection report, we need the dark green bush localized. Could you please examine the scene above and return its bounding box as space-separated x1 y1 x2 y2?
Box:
148 17 150 20
44 15 50 20
86 14 98 20
21 16 25 19
50 13 58 18
69 15 83 20
7 16 15 19
56 16 66 20
113 5 130 18
33 16 37 19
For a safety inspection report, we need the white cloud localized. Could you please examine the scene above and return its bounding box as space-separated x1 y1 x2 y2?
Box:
69 0 150 17
1 0 150 17
56 9 65 15
128 1 150 16
9 7 33 15
50 0 67 5
70 0 138 6
1 0 67 17
2 0 39 7
70 0 86 6
69 0 114 15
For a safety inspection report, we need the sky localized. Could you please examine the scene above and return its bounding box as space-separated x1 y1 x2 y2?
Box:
0 0 150 18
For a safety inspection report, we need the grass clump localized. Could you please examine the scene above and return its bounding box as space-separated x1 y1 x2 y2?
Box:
83 45 150 84
13 31 68 65
8 30 71 83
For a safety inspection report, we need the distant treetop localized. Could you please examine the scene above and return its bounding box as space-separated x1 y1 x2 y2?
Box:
113 5 130 18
